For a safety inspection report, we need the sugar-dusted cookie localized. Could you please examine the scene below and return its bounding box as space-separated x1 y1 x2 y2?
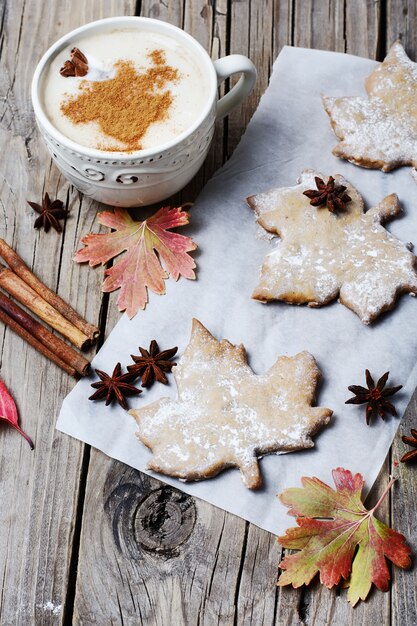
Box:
248 170 417 324
323 42 417 172
130 319 332 489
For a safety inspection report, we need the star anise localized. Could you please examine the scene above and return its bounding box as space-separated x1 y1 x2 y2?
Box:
128 340 177 387
89 362 141 410
303 176 352 213
345 369 402 425
27 193 69 233
400 428 417 463
59 47 89 77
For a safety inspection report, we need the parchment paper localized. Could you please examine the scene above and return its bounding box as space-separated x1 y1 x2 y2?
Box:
57 46 417 536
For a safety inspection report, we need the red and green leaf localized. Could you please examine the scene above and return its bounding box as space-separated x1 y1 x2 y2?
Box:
277 467 411 606
74 205 197 318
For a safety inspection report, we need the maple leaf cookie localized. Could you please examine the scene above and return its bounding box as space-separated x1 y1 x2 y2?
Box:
130 319 332 489
323 42 417 172
248 170 417 323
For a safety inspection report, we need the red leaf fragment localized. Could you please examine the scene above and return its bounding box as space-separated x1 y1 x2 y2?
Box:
0 379 34 449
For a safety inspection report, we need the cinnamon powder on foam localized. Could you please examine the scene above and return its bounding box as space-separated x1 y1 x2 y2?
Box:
60 49 179 151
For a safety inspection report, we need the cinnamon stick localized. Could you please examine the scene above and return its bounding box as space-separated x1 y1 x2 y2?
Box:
0 292 90 376
0 306 77 377
0 263 89 350
0 239 99 344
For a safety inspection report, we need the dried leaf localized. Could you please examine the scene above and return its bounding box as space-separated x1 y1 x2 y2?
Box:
0 379 34 449
277 468 411 606
74 206 197 318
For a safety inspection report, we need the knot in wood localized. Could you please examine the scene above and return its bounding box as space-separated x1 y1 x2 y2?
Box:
134 486 196 555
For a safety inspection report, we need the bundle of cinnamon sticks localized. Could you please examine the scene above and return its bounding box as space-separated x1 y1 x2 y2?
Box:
0 239 99 377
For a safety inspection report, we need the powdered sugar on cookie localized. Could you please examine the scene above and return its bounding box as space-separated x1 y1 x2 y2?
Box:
323 42 417 172
130 319 332 489
248 170 417 323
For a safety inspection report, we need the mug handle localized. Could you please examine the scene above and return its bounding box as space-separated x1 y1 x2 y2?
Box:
213 55 257 120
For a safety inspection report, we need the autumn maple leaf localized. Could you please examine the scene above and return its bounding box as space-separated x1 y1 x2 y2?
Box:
130 319 332 489
248 170 417 324
74 206 197 318
277 468 411 606
323 41 417 172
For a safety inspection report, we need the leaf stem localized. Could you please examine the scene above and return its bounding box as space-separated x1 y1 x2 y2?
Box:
1 416 35 449
372 475 396 513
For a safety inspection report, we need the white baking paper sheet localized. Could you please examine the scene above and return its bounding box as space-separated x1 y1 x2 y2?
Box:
57 46 417 535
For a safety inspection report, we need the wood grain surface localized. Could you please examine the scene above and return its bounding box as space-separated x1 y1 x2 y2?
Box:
0 1 416 625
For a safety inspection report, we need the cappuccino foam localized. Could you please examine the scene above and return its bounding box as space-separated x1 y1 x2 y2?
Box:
41 29 210 152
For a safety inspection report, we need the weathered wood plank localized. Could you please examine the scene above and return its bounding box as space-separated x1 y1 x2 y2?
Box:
391 394 417 626
228 0 277 157
298 0 382 61
386 0 417 58
293 0 381 58
181 0 228 199
293 0 345 51
345 0 382 59
0 2 135 625
74 456 252 625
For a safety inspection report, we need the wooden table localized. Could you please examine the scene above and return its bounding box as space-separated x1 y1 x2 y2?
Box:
1 1 417 624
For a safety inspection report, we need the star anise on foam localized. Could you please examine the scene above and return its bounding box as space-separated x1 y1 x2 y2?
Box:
400 428 417 463
303 176 352 213
128 340 177 387
59 47 88 77
27 193 69 233
345 369 402 425
89 362 141 410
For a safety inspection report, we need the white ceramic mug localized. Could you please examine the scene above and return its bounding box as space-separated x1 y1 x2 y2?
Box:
31 16 257 207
